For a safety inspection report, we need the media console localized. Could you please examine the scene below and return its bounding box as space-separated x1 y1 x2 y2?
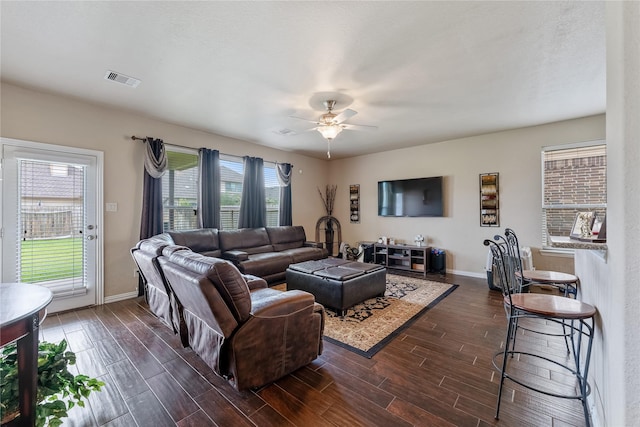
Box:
373 243 430 277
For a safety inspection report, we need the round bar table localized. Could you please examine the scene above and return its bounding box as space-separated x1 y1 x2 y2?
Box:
518 270 580 297
1 283 53 426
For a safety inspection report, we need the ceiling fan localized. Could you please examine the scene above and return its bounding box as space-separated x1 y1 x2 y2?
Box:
290 100 376 158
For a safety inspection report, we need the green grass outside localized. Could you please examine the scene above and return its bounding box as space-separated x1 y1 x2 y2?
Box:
20 237 84 283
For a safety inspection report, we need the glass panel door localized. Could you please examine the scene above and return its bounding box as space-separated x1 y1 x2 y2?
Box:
2 142 100 312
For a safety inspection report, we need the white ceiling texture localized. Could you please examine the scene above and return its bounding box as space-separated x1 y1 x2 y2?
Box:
1 1 605 160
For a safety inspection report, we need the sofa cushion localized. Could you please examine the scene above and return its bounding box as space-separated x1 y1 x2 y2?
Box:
166 249 251 323
239 252 293 277
219 228 273 254
166 228 220 254
200 249 223 258
281 247 330 264
266 226 306 251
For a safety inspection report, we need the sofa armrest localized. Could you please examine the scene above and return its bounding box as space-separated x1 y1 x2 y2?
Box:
304 241 324 249
250 289 315 317
222 250 249 263
226 288 323 389
243 274 267 290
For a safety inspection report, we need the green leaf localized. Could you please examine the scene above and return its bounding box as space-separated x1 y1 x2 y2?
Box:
1 339 103 426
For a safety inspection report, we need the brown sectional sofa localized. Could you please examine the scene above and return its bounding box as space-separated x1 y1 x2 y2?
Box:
158 247 324 390
131 236 188 344
130 225 327 389
162 226 328 283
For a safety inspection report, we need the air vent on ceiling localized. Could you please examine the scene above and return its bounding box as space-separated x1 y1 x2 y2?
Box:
273 128 297 136
104 70 141 88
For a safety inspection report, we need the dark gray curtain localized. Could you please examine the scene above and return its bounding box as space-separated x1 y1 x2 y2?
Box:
276 163 293 226
197 148 220 229
238 156 266 228
139 138 166 239
138 137 166 297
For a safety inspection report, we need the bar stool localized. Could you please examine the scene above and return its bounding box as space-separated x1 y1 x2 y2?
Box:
519 269 580 298
485 235 596 427
505 228 580 298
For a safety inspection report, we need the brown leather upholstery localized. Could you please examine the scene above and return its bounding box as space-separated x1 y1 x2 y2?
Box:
131 234 269 348
130 237 190 346
267 226 328 264
158 247 324 390
164 228 222 258
219 227 273 254
266 225 307 251
286 259 387 316
220 226 328 282
157 226 327 283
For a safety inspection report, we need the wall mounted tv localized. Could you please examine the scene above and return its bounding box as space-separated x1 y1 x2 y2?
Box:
378 176 444 217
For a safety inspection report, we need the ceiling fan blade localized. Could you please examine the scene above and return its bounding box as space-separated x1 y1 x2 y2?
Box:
332 108 357 124
289 115 320 124
342 123 378 131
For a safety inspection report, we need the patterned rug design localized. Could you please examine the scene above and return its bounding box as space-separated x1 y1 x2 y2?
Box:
276 274 457 358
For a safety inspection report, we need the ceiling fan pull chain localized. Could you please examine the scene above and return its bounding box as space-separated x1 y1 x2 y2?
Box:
327 140 331 158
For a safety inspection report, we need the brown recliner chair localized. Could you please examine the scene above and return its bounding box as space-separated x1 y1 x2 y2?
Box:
131 236 190 345
158 246 324 390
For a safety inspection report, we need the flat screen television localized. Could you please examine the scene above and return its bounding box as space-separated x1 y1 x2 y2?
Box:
378 176 444 217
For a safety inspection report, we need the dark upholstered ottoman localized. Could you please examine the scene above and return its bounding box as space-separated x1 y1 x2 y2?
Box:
286 259 386 316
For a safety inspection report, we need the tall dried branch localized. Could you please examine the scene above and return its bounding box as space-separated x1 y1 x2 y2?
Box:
317 185 337 216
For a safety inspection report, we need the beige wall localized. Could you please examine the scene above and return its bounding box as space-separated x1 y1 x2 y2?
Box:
0 82 329 298
329 115 605 276
601 2 640 425
0 81 606 292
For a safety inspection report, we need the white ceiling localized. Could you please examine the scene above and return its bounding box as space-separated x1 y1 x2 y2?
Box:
0 1 605 160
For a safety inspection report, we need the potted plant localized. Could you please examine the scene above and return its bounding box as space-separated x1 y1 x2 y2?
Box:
0 339 104 427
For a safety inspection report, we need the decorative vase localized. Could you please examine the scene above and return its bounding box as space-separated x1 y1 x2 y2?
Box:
325 221 335 256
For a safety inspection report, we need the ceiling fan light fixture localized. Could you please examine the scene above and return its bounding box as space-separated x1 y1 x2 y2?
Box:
317 124 343 140
289 98 374 159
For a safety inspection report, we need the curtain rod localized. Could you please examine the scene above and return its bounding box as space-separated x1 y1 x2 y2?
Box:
131 135 193 151
131 135 293 167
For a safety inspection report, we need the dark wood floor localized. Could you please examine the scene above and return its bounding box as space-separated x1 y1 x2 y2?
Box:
42 273 589 427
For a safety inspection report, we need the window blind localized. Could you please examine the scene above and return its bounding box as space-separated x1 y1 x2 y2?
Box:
17 159 87 297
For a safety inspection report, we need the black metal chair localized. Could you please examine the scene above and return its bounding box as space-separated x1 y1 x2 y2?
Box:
505 228 579 298
485 234 596 427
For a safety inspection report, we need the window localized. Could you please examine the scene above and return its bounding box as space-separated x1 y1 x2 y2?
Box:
162 148 198 232
264 163 281 227
542 142 606 246
219 155 281 230
18 160 86 291
160 149 281 232
220 157 243 229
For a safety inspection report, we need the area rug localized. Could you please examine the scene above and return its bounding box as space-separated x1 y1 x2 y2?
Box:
275 274 457 358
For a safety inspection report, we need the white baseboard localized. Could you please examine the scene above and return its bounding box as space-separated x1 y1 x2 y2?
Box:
448 269 486 279
104 290 139 304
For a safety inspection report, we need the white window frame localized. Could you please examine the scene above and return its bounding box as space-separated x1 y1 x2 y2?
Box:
1 137 104 308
